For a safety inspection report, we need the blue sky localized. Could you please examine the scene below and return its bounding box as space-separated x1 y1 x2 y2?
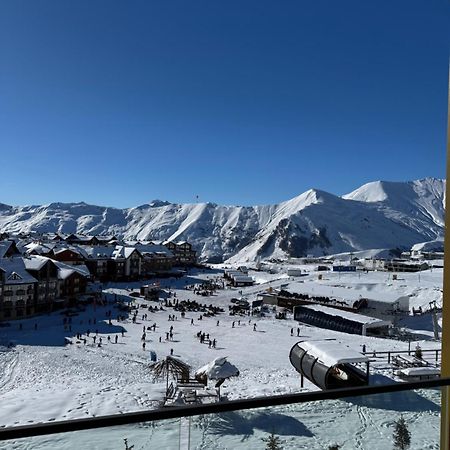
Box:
0 1 449 208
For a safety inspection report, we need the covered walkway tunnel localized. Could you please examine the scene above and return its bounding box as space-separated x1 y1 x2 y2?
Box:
289 340 370 390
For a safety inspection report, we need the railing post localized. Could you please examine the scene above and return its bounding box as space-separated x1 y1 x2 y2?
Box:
440 67 450 450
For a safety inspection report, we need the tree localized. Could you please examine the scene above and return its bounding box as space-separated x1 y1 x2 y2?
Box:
393 415 411 450
414 344 423 360
328 445 341 450
261 432 283 450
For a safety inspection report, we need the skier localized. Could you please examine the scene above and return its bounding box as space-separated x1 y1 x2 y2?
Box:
115 335 118 344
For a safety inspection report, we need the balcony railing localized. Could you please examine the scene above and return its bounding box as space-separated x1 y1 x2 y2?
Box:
0 377 448 449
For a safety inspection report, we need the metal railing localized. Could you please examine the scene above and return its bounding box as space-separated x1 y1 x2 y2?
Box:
0 377 448 441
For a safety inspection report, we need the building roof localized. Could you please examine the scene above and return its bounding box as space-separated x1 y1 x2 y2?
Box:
195 357 239 381
297 304 391 327
0 258 38 285
112 246 140 260
23 255 52 271
282 280 408 305
53 261 90 280
135 244 173 257
0 241 21 259
84 246 116 259
24 242 55 255
295 340 369 367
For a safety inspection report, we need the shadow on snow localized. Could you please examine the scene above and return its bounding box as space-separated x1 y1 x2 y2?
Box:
201 411 314 440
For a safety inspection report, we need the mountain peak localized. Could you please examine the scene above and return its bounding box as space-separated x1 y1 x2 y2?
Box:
342 180 389 202
342 178 445 204
148 200 171 208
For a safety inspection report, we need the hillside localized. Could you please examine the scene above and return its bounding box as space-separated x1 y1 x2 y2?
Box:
0 178 445 262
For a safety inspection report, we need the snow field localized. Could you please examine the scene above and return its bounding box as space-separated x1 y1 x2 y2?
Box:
0 267 443 449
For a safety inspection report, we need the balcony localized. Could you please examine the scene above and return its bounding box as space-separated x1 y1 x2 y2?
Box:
0 378 446 449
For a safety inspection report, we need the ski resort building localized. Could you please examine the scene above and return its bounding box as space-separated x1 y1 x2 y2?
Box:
23 256 59 314
0 258 38 320
294 304 392 336
164 241 197 266
383 259 429 272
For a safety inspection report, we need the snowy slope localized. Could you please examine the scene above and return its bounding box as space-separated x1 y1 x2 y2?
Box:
343 178 445 233
0 178 445 262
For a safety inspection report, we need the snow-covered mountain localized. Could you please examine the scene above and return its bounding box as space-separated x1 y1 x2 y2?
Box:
0 178 445 263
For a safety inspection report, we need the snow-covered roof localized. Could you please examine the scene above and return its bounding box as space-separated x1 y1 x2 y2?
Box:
53 245 87 258
84 246 115 259
296 340 369 367
298 304 391 327
195 357 239 380
0 258 38 285
112 246 140 260
399 367 440 377
135 244 173 257
283 280 406 305
24 242 54 255
0 241 20 259
23 255 52 271
53 261 90 280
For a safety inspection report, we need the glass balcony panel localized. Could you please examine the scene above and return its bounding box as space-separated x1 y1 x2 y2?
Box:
189 387 441 449
0 385 443 449
1 420 181 450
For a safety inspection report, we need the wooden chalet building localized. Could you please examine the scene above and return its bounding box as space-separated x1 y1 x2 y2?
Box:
49 247 86 266
84 246 115 281
23 256 59 314
54 262 89 303
164 241 197 266
0 258 38 320
135 244 174 275
85 246 143 281
110 246 143 281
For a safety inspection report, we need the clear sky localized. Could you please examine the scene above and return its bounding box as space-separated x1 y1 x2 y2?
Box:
1 1 449 208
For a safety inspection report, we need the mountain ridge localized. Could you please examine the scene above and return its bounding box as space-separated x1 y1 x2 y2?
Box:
0 178 445 263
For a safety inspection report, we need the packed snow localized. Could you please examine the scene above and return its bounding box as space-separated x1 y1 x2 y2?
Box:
0 265 443 449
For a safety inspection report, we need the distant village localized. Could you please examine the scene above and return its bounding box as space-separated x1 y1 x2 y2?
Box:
0 229 444 324
0 232 198 321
